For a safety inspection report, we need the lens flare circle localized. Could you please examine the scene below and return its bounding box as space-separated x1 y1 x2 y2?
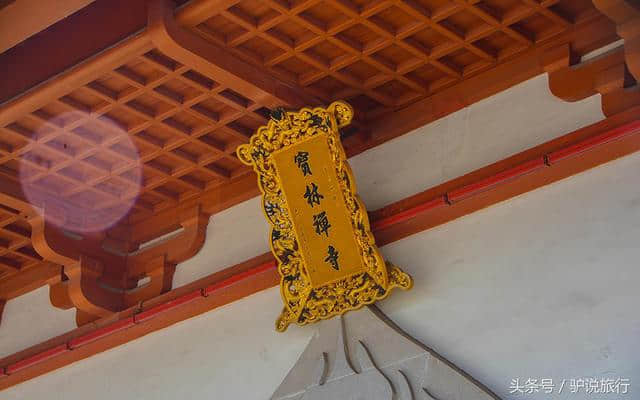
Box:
19 112 142 233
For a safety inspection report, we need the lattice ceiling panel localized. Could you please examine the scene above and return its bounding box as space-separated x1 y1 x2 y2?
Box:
0 49 269 224
0 0 600 228
0 204 43 280
190 0 595 118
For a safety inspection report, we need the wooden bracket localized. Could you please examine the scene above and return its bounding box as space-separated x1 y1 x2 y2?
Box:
26 201 212 325
540 44 572 73
544 44 640 116
29 214 125 325
123 205 210 307
51 256 122 326
0 262 62 328
123 255 176 307
0 299 5 327
592 0 640 81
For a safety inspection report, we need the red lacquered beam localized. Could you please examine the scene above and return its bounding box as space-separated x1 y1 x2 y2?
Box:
547 120 640 163
371 196 448 231
204 260 276 295
68 317 136 349
134 290 203 323
6 344 69 375
447 157 547 203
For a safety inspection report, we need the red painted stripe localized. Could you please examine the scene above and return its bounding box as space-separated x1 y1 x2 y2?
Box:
134 290 203 323
448 158 547 203
371 196 448 230
204 260 276 295
547 120 640 164
6 344 69 375
68 317 135 349
1 264 277 373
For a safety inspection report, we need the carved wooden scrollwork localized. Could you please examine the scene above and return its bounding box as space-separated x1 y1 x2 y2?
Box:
592 0 640 81
123 205 210 307
28 204 210 326
29 214 122 325
543 43 640 117
542 1 640 116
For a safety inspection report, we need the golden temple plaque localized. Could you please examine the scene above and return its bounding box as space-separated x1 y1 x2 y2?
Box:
237 101 412 332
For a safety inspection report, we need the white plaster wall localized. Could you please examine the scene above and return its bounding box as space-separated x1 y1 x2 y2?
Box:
172 197 270 287
350 74 603 210
378 151 640 399
3 287 313 400
172 74 603 285
0 286 75 359
4 133 640 400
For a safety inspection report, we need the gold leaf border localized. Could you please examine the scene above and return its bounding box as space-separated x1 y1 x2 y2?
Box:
237 101 412 331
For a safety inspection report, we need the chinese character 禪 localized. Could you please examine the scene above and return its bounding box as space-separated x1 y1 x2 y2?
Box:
294 151 312 176
304 183 324 207
312 211 331 236
325 245 339 270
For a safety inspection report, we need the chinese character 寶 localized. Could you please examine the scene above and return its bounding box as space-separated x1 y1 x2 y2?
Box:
294 151 312 176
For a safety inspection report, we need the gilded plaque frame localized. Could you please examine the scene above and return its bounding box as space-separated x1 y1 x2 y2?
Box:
237 101 411 331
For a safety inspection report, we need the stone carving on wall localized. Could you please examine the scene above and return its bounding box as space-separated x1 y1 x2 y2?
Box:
272 306 500 400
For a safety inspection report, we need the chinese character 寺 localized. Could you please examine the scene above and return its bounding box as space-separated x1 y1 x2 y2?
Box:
294 151 312 176
312 211 331 236
325 245 339 270
304 183 324 207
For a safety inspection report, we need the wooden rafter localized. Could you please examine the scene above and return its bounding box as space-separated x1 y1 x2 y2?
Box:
0 0 93 54
0 0 191 104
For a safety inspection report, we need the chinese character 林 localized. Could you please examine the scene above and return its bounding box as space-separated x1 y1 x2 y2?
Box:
304 183 324 207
